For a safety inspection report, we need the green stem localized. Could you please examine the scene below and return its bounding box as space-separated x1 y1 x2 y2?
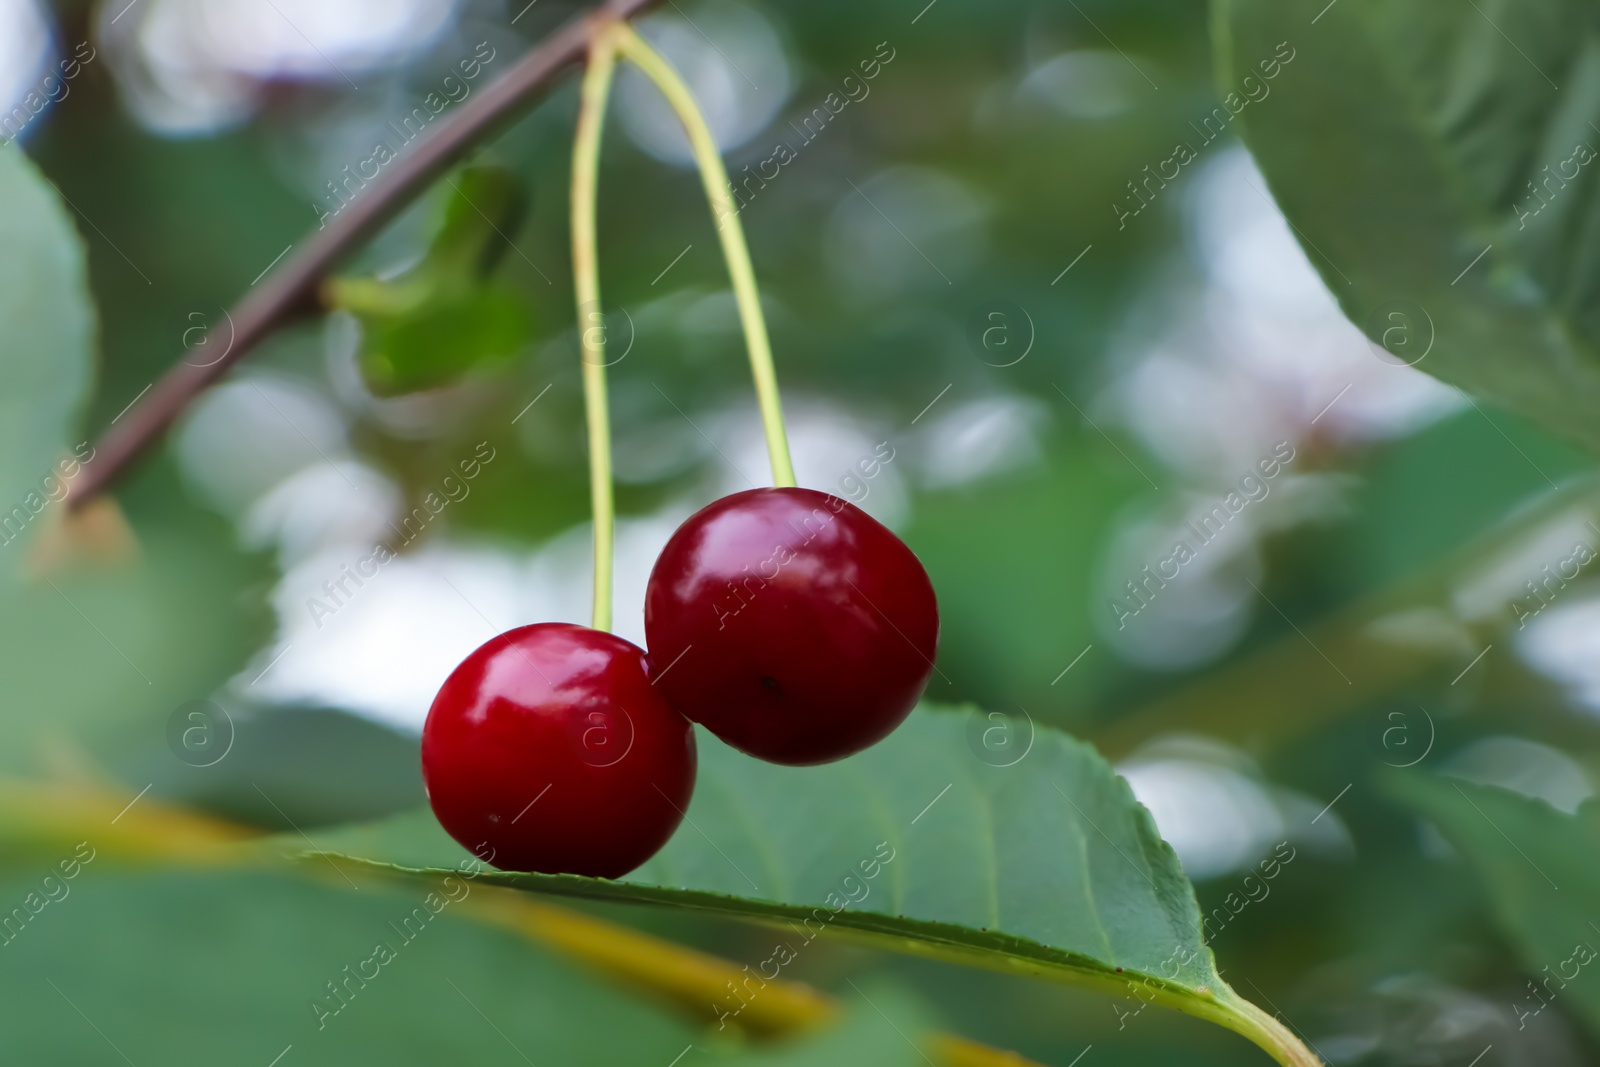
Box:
1211 990 1325 1067
571 27 621 632
611 22 797 488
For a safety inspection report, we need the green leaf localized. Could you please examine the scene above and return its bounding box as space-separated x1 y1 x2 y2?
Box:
1386 772 1600 1036
0 145 95 567
1214 0 1600 451
426 164 528 279
0 508 273 774
0 865 929 1065
1097 473 1600 758
306 706 1318 1066
726 984 936 1067
328 164 533 396
351 283 530 395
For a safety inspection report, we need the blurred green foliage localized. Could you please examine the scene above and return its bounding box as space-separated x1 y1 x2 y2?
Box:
329 165 534 394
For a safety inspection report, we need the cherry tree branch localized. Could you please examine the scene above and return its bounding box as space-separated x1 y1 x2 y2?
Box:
66 0 659 510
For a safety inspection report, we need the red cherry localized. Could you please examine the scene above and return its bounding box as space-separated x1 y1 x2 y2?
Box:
645 487 939 765
422 622 696 878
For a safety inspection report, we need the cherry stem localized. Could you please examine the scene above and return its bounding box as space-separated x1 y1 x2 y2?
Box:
572 25 622 633
611 23 797 489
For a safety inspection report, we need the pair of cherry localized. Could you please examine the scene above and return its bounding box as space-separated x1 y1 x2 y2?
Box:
421 486 940 878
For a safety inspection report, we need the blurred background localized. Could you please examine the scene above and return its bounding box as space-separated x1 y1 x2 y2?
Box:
4 0 1600 1063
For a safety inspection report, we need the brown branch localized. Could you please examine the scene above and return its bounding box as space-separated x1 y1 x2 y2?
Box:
67 0 659 510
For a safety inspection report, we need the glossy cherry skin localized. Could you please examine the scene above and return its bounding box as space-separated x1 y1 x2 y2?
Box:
421 623 696 878
645 487 939 765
